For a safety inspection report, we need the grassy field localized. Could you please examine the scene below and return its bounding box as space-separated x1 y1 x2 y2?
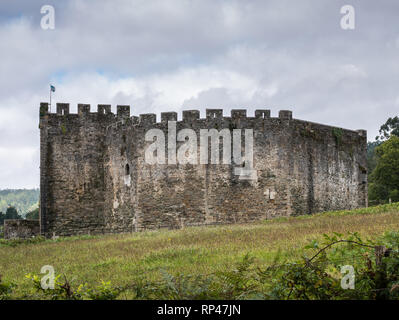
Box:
1 203 399 298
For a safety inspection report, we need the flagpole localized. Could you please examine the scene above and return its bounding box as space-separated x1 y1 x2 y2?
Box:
50 86 52 113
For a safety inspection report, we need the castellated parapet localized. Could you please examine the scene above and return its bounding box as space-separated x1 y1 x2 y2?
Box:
39 103 368 237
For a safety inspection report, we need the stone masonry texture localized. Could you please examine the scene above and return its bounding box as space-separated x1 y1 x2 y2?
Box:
4 219 40 239
38 103 368 237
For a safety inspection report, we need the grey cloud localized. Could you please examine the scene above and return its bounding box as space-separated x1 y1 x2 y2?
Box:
0 0 399 188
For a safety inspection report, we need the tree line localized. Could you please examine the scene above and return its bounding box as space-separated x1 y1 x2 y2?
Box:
367 116 399 204
0 189 39 216
0 206 38 225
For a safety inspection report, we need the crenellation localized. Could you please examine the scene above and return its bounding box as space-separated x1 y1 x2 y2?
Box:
117 105 130 119
161 112 178 123
40 102 49 118
140 113 156 124
56 103 69 116
206 109 223 119
38 102 367 238
279 110 293 120
98 104 112 115
78 103 90 116
255 109 271 119
182 110 200 122
231 109 247 118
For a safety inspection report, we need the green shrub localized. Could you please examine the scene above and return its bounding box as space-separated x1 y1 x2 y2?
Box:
0 275 15 300
25 273 125 300
256 231 399 300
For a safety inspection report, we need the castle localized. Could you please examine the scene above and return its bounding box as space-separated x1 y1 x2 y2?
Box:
35 102 367 238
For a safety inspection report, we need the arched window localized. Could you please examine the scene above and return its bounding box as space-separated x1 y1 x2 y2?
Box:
125 163 130 176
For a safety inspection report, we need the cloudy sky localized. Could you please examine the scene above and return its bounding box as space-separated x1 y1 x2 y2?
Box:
0 0 398 189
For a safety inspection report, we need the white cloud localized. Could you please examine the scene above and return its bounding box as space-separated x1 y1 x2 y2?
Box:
0 147 38 189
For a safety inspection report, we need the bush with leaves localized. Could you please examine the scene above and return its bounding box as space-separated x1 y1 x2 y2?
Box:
0 275 15 300
129 257 257 300
25 273 124 300
256 232 399 300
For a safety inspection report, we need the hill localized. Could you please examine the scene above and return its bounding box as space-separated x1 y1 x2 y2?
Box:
1 203 399 299
0 189 39 217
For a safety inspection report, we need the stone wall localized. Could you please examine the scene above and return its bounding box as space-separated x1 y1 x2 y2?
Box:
40 103 368 237
4 220 40 239
40 103 115 237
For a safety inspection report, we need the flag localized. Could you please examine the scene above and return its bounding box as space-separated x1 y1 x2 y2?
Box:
50 85 56 92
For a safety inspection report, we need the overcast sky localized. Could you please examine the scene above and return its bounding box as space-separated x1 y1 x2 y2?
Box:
0 0 398 189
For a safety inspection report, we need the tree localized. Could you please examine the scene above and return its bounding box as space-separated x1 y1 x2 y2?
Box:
369 136 399 203
0 211 4 225
4 206 22 220
26 208 39 220
367 141 381 173
376 116 399 141
0 189 39 216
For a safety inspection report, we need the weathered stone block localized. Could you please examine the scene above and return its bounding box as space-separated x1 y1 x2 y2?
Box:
4 220 40 239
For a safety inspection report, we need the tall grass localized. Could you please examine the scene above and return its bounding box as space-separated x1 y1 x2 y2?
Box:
1 203 399 299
